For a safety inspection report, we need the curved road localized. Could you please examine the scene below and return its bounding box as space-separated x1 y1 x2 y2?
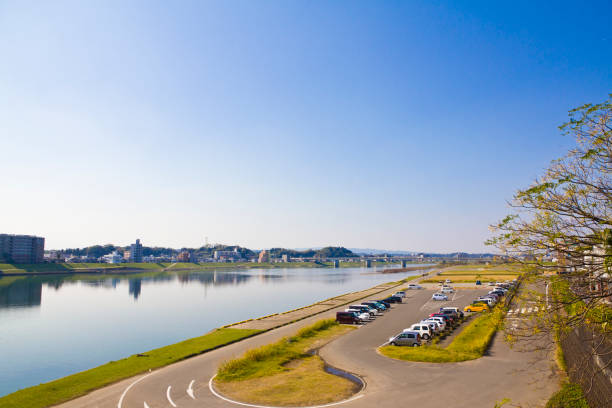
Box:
57 287 557 408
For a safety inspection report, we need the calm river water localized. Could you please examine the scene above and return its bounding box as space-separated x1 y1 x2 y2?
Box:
0 264 432 396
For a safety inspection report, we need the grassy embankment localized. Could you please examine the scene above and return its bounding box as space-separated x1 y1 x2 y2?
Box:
0 260 406 275
214 319 359 407
379 306 505 362
421 263 520 283
0 328 260 408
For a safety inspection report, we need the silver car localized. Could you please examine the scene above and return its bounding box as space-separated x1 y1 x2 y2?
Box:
388 331 421 347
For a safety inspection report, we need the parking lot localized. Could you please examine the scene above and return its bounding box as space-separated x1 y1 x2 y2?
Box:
321 286 558 408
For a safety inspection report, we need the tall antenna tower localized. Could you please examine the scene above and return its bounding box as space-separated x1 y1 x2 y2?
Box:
205 236 209 247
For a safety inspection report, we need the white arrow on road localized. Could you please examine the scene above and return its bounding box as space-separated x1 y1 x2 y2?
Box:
187 379 196 399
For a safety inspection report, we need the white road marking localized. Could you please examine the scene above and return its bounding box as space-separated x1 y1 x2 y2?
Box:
117 371 156 408
208 375 365 408
187 379 196 399
144 403 150 408
167 385 177 407
534 307 539 312
527 307 533 314
521 308 526 314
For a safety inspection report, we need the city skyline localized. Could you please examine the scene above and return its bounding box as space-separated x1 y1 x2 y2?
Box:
1 1 611 252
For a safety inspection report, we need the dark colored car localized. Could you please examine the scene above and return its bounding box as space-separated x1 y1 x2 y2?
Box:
362 301 386 311
376 300 391 308
490 290 505 297
476 280 482 285
381 296 402 304
439 309 460 320
336 311 361 324
430 313 456 326
439 307 465 319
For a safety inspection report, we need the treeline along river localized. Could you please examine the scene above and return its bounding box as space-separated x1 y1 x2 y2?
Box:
0 264 432 396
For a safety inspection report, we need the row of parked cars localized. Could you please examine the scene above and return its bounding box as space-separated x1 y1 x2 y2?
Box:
388 306 465 346
335 291 407 324
463 280 517 312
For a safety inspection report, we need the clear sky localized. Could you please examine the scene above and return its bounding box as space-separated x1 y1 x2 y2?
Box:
1 1 610 252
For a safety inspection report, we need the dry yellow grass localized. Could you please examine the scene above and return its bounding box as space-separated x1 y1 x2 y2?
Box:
215 356 359 406
214 321 359 406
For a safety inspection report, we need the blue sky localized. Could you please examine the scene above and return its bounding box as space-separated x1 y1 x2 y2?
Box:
1 1 610 252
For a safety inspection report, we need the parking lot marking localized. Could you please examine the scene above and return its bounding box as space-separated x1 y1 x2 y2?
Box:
521 308 526 314
117 371 156 408
208 375 365 408
527 307 532 314
166 386 177 408
187 379 196 399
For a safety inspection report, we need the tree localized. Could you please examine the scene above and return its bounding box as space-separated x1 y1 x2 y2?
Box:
487 95 611 404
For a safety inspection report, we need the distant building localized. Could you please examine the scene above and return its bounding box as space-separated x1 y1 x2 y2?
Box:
44 251 64 263
281 254 289 263
0 234 45 264
177 251 191 262
128 239 143 263
102 251 123 264
214 248 242 261
258 250 269 263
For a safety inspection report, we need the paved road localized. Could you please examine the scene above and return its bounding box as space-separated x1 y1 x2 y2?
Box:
321 287 559 408
57 286 557 408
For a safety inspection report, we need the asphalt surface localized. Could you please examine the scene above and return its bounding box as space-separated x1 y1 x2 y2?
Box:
56 286 558 408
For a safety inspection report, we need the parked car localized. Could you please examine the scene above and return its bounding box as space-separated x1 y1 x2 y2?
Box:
389 331 421 347
381 296 402 304
464 303 490 313
362 301 386 311
407 283 423 289
432 293 448 301
360 304 382 315
423 317 446 331
430 313 456 326
475 297 496 306
445 279 452 284
489 290 505 298
484 293 500 301
439 309 460 320
420 320 442 334
345 309 371 321
393 291 406 298
406 324 432 340
348 305 378 316
440 307 465 318
488 281 497 286
441 286 455 294
336 311 361 324
476 280 482 285
376 300 391 308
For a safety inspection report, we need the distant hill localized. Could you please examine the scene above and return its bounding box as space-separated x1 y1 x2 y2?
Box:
268 246 356 258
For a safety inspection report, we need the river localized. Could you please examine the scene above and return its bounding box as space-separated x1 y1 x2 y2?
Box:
0 264 433 396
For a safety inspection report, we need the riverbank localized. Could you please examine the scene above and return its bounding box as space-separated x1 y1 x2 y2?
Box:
0 260 420 276
0 272 424 407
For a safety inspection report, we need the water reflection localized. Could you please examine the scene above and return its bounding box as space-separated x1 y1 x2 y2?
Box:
0 269 261 307
0 267 389 308
0 279 42 308
0 264 434 397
